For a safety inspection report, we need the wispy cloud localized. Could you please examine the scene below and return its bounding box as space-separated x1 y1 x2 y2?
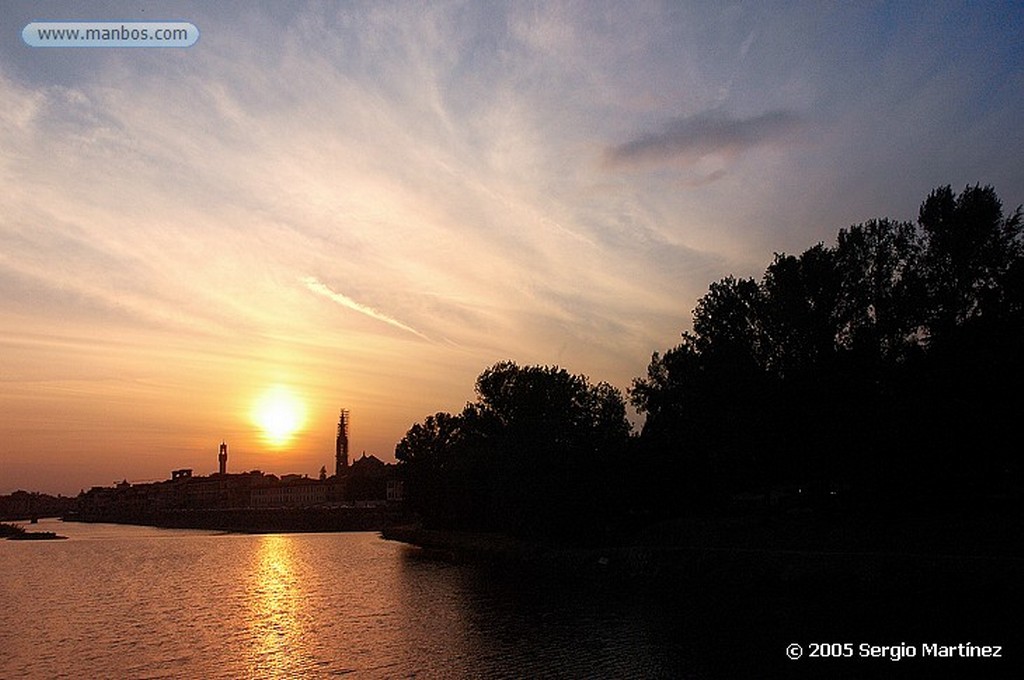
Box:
3 1 1023 493
605 110 803 169
302 277 429 341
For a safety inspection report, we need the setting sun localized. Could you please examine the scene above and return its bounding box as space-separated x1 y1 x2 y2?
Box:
251 385 307 446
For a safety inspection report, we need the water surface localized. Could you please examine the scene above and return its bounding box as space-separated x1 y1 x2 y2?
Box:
4 520 1015 678
1 521 692 678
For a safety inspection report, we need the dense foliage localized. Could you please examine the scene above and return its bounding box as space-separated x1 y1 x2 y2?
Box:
397 185 1023 536
632 185 1023 511
396 362 632 539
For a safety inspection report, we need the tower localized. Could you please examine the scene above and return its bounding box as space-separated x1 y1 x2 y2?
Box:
335 409 350 476
218 441 228 475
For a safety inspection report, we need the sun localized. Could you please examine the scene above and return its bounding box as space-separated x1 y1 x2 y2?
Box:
251 385 307 446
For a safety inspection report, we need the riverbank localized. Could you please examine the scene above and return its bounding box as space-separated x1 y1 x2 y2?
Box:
66 505 409 533
382 508 1024 594
1 521 67 540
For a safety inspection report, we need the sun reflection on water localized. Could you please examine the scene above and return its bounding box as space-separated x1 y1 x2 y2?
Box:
246 535 314 677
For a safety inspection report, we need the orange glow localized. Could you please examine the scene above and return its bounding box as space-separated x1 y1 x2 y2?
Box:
247 535 310 675
251 385 307 447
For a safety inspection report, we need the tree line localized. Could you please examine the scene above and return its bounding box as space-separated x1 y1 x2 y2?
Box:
396 185 1023 540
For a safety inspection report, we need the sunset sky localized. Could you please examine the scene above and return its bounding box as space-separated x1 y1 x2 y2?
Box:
2 1 1022 495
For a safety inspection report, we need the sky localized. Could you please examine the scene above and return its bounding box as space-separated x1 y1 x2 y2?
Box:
2 1 1022 495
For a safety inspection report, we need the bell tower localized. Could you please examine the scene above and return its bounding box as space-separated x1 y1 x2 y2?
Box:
335 409 349 476
218 441 228 475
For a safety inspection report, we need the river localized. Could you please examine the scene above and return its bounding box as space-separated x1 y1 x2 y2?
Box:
1 520 702 678
1 519 1017 678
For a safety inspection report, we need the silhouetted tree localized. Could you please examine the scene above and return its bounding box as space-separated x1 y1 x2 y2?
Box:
834 218 924 362
910 185 1024 499
396 361 632 539
919 184 1023 338
395 412 476 527
401 185 1022 534
760 244 843 376
630 339 740 510
632 184 1023 515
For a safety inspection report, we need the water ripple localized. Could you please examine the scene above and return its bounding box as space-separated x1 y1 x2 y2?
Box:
1 521 692 678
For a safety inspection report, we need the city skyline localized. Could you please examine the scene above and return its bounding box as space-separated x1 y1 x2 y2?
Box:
2 1 1023 495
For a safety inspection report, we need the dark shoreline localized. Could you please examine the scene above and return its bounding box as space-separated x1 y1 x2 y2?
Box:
65 506 407 533
7 531 67 540
1 521 67 540
381 511 1024 595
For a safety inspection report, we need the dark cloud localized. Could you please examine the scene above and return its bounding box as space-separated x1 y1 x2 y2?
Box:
605 110 803 168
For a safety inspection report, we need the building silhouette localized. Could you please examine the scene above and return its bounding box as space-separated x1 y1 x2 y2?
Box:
336 409 350 477
73 407 405 521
